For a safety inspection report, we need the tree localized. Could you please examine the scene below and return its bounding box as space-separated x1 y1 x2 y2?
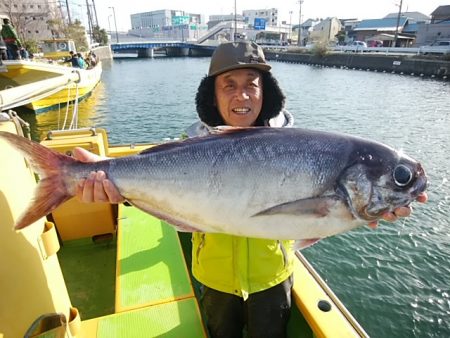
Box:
3 0 100 52
22 39 38 54
335 29 346 45
47 18 66 39
65 20 89 51
92 25 108 45
47 18 89 51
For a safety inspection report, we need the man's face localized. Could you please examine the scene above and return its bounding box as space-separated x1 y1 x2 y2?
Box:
214 68 263 127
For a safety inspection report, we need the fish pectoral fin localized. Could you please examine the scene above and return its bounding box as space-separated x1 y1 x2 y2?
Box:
253 196 342 217
130 199 203 233
293 238 322 250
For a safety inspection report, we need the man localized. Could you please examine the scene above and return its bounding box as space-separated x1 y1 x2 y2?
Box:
66 51 81 68
1 18 21 60
187 42 294 338
73 42 427 338
0 34 7 60
20 47 29 60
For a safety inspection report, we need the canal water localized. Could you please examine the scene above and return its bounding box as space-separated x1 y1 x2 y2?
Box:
22 57 450 337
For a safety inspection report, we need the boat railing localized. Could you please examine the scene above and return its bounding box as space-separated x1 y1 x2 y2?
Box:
0 71 80 112
294 251 369 337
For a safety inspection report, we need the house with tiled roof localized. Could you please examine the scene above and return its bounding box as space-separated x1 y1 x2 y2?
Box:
415 5 450 46
430 5 450 23
384 11 430 23
353 17 414 46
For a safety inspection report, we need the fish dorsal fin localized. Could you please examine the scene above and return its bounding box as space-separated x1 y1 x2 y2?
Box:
185 121 250 137
209 125 249 134
253 196 343 217
138 126 257 156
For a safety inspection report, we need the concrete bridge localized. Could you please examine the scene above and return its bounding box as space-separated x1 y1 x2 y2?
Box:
110 41 216 57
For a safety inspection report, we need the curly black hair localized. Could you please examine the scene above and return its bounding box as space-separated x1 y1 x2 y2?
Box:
195 71 286 127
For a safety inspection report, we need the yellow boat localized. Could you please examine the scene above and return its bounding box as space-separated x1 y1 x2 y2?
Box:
0 113 369 337
40 39 77 61
0 59 102 114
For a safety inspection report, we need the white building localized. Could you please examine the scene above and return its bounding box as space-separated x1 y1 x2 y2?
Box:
309 17 341 44
243 8 278 27
129 9 207 41
0 0 60 41
209 14 244 22
0 0 99 42
131 10 203 29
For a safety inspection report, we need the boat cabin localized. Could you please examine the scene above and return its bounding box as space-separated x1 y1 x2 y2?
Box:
40 39 77 60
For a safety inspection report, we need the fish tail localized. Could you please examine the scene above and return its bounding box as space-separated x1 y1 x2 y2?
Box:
0 131 77 229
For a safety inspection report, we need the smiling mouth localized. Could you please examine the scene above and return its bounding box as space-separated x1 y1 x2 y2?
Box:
232 107 251 114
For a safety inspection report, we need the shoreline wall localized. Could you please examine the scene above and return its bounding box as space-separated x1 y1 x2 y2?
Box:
92 46 113 61
264 51 450 80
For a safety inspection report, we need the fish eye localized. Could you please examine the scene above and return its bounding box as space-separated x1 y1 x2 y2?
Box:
393 164 413 187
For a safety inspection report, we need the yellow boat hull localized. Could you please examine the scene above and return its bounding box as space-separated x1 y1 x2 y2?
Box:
0 60 102 113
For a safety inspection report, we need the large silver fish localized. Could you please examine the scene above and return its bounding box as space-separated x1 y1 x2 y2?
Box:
0 128 427 243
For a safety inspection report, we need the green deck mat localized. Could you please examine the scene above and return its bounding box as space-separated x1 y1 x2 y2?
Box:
58 237 116 319
97 298 206 337
117 206 193 311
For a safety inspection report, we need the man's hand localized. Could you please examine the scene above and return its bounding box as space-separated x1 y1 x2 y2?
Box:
368 192 428 229
73 147 125 204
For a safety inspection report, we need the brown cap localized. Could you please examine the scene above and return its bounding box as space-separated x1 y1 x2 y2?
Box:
208 41 271 77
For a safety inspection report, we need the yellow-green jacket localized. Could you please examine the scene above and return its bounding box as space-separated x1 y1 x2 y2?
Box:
192 233 294 299
187 110 295 299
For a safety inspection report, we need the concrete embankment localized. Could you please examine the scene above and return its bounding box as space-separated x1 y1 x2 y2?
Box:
264 51 450 80
92 46 113 61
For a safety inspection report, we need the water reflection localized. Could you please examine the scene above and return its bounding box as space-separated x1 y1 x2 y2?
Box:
19 82 106 142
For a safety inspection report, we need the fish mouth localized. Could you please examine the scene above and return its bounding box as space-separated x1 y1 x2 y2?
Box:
412 175 428 197
361 175 428 221
361 206 389 221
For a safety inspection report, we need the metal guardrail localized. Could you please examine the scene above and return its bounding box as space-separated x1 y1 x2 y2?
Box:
110 41 216 51
335 46 420 54
262 45 450 55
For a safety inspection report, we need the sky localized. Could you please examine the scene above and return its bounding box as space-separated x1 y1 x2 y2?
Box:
93 0 446 31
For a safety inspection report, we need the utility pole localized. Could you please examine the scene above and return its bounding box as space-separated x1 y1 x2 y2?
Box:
108 15 112 39
86 0 93 44
393 0 403 47
65 0 72 24
91 0 99 27
109 6 119 43
289 11 293 42
234 0 237 41
297 0 304 46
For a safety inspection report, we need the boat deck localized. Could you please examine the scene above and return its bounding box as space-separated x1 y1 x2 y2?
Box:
58 205 312 337
115 206 194 312
59 205 206 337
58 237 116 319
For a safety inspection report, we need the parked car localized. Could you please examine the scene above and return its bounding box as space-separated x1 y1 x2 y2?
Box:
367 40 383 47
419 41 450 55
351 41 368 48
342 41 367 53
